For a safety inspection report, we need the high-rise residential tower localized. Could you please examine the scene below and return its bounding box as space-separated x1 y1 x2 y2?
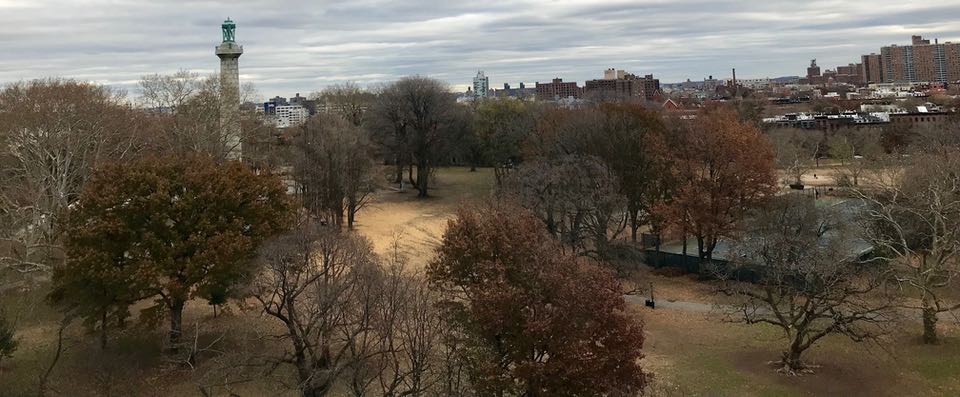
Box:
860 54 884 84
216 18 243 160
880 35 960 83
473 71 489 100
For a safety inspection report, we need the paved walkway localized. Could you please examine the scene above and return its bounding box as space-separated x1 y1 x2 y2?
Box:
623 294 716 313
624 294 960 323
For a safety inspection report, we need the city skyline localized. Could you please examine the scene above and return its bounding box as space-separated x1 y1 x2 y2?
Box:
2 1 960 98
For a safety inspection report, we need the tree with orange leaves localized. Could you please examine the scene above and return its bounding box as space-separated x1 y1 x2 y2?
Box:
663 106 777 266
428 203 648 395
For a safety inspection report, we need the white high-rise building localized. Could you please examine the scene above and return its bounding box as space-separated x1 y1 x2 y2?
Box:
473 71 489 100
216 18 243 160
273 105 309 128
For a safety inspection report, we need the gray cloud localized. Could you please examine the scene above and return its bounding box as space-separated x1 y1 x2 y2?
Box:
1 0 959 99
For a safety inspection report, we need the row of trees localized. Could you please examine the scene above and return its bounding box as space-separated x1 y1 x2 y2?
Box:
768 119 960 188
40 153 647 395
718 116 960 371
1 75 280 282
7 72 960 393
473 94 960 372
494 102 776 266
0 75 649 395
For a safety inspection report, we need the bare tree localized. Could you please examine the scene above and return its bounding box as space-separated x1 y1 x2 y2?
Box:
768 128 815 186
369 76 461 198
293 113 378 229
832 129 883 187
254 220 450 396
472 99 540 184
719 194 896 373
502 155 626 258
317 83 375 127
367 83 411 186
911 121 960 158
0 79 144 276
138 72 263 160
138 70 201 112
253 221 381 396
858 153 960 344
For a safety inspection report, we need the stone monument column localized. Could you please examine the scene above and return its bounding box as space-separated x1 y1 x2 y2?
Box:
216 18 243 160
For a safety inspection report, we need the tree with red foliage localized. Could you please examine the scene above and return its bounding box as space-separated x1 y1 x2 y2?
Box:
428 203 648 396
663 106 777 266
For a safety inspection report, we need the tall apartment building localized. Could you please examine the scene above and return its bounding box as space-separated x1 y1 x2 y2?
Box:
948 44 960 82
881 35 960 83
535 78 581 101
473 71 490 100
860 54 884 84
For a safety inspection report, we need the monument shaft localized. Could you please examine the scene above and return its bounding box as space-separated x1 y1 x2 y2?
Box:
216 19 243 160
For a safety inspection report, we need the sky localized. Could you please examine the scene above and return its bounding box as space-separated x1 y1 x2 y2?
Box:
2 0 960 100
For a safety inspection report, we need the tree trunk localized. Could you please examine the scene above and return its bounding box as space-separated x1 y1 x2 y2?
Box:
417 161 430 198
394 162 404 184
347 198 357 229
169 300 184 350
696 236 706 262
922 298 939 344
99 310 109 350
781 341 804 372
301 384 327 397
628 202 639 243
681 231 688 257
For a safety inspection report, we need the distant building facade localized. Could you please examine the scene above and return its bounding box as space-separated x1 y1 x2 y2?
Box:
536 78 581 101
860 54 884 84
473 71 490 100
604 68 626 80
881 35 960 83
583 70 660 101
806 59 821 80
493 82 536 98
739 78 771 89
273 105 309 128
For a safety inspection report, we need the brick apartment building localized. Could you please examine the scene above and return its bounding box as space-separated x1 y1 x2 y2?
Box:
880 35 960 83
583 72 660 100
860 54 884 84
535 78 581 100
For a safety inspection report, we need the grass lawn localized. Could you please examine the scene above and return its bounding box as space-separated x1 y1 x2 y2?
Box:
640 268 960 397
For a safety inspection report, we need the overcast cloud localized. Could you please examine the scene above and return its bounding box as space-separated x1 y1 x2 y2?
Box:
1 0 959 99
